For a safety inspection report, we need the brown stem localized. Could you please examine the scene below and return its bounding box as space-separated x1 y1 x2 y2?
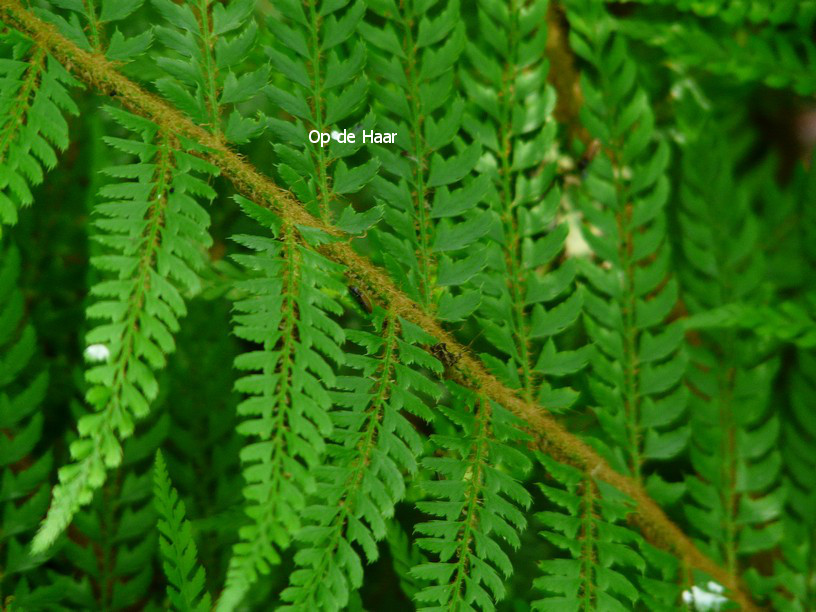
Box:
0 2 758 609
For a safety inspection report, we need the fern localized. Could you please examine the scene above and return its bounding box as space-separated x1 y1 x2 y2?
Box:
0 240 63 603
535 453 654 610
160 298 243 590
32 107 217 553
566 0 689 495
61 409 167 609
279 309 438 610
219 200 346 609
762 351 816 610
2 0 815 610
40 0 151 59
266 0 378 226
610 0 816 27
464 0 590 412
154 450 212 611
153 0 264 142
617 8 816 95
386 521 429 601
363 0 487 319
0 30 78 229
676 107 783 584
411 384 532 610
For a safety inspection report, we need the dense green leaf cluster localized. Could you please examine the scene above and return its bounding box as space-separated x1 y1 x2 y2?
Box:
0 0 814 609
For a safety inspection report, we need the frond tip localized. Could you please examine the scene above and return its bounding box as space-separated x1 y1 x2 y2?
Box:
154 450 212 612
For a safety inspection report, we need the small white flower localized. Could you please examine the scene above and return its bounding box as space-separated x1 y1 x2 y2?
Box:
681 584 728 611
707 581 724 594
564 210 592 259
84 343 110 363
330 130 342 142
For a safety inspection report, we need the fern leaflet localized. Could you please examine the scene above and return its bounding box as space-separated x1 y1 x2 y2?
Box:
32 107 217 553
0 31 78 229
154 450 211 611
220 200 345 609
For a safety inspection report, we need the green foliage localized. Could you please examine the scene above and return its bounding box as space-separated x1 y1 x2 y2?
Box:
220 203 347 609
465 0 589 411
612 0 816 26
534 453 681 610
266 0 379 226
32 107 217 554
0 32 78 228
676 109 783 577
280 310 438 610
153 0 265 141
567 0 688 494
411 385 532 611
62 409 166 609
1 0 815 609
43 0 151 59
616 3 816 95
363 0 488 317
154 450 212 612
0 241 55 602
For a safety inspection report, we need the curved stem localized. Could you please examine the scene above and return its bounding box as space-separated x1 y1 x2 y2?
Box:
0 5 762 607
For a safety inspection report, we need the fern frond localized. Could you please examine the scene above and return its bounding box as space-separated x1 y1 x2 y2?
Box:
160 298 242 590
676 109 783 582
744 158 816 609
31 107 217 553
618 9 816 95
0 31 78 229
760 350 816 610
62 410 167 609
386 521 429 601
534 453 682 610
609 0 816 27
38 0 150 59
154 450 211 611
219 200 346 610
0 6 777 608
363 0 487 317
411 385 531 611
0 241 54 593
565 0 688 493
153 0 264 141
464 0 589 410
266 0 378 226
280 309 439 610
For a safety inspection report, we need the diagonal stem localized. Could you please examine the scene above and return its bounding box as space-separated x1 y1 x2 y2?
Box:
0 2 759 609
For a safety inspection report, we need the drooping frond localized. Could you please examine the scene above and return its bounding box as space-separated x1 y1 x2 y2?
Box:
0 31 78 229
32 107 217 553
266 0 378 226
386 521 429 602
411 385 532 611
62 410 167 609
0 1 813 610
675 105 783 585
154 450 212 612
219 199 345 609
533 453 682 610
280 309 439 610
565 0 689 496
152 0 265 141
464 0 589 410
362 0 487 318
0 240 72 605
